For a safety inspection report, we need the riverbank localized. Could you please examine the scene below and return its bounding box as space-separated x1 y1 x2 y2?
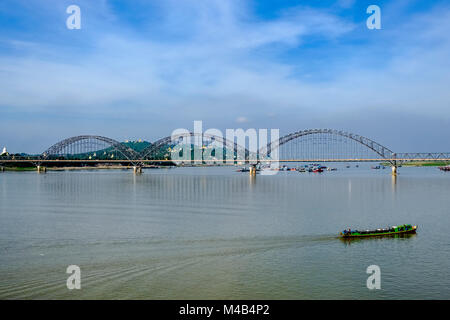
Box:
1 167 37 171
400 161 450 167
381 161 450 167
0 165 168 171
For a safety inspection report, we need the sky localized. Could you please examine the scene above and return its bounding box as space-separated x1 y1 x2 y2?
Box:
0 0 450 153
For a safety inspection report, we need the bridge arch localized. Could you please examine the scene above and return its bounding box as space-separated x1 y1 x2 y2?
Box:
260 129 394 162
140 132 252 162
42 135 138 161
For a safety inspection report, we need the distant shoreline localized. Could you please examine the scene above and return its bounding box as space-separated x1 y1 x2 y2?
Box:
381 161 450 167
0 165 170 172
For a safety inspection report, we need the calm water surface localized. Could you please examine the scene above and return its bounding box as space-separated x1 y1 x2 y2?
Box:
1 166 449 299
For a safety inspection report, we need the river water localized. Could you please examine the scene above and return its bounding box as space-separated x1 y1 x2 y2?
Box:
0 165 449 299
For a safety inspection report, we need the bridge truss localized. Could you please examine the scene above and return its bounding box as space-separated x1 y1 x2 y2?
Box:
1 130 449 166
260 129 396 164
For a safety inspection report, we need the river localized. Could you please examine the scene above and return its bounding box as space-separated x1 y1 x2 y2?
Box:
0 165 449 299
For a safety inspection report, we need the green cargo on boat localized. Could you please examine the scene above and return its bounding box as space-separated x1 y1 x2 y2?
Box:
340 224 417 238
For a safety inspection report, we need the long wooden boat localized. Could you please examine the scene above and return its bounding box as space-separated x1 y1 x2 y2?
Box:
439 166 450 172
340 224 417 238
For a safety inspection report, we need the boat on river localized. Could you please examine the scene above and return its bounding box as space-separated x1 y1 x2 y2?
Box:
439 165 450 172
340 224 417 238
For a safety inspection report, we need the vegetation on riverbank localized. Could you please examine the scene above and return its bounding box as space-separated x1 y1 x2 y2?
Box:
403 161 450 167
1 165 172 171
381 161 450 167
2 167 37 171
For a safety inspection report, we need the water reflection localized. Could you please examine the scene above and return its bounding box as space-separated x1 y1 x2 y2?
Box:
391 174 397 192
34 169 399 207
339 233 417 246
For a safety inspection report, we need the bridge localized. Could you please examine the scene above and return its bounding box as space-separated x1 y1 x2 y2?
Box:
1 129 449 174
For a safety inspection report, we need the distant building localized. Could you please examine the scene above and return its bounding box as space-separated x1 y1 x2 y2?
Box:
1 147 7 155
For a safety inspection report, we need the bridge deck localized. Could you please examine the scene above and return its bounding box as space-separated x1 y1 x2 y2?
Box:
2 158 450 164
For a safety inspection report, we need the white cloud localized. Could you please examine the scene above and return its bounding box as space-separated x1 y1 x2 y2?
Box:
337 0 356 9
1 0 450 152
0 1 354 114
236 116 249 124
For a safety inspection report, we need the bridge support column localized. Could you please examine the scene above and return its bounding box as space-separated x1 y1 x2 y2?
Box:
37 165 46 173
0 166 4 172
249 164 257 176
391 165 397 176
133 166 142 174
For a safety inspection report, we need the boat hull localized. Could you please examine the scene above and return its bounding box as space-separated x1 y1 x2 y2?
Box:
340 226 417 238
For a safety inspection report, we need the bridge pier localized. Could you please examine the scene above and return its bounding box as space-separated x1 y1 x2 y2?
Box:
249 164 257 176
391 165 397 176
0 166 4 172
37 165 46 173
133 166 142 174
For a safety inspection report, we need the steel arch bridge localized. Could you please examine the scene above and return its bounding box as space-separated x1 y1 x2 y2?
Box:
41 135 139 162
259 129 396 164
1 129 450 167
139 131 253 163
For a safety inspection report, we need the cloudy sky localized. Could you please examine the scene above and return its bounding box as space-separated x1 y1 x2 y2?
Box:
1 0 449 153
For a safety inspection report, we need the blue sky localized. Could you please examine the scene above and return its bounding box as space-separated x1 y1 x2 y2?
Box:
1 0 450 153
